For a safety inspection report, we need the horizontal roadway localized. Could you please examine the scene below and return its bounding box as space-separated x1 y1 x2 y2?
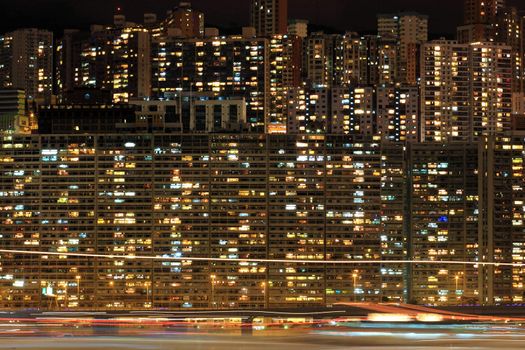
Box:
3 304 525 319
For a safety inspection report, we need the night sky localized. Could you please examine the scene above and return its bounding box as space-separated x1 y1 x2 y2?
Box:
2 0 524 36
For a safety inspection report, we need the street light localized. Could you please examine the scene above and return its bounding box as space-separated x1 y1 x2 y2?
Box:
75 276 81 308
75 276 81 296
144 281 151 306
352 270 359 302
455 273 463 301
261 281 268 308
210 275 216 309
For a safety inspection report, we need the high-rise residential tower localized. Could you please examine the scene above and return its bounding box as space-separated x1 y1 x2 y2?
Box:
162 2 204 38
304 32 362 88
0 29 53 104
377 13 428 84
493 6 523 92
55 29 89 100
421 40 512 142
464 0 505 25
70 22 151 103
304 32 338 88
357 35 398 86
151 34 269 130
250 0 288 37
458 0 506 42
268 34 303 133
0 89 29 133
288 19 308 39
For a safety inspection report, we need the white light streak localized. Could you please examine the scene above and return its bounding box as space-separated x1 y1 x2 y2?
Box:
0 249 521 267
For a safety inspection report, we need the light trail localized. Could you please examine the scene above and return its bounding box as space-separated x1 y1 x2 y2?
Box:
0 249 521 267
129 310 344 316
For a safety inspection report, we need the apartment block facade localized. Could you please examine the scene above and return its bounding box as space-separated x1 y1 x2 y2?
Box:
1 134 525 309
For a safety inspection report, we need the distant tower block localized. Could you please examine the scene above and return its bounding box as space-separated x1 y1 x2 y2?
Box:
250 0 288 37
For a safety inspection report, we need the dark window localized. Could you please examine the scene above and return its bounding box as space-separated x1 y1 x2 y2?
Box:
213 105 222 129
195 105 206 131
229 105 238 123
